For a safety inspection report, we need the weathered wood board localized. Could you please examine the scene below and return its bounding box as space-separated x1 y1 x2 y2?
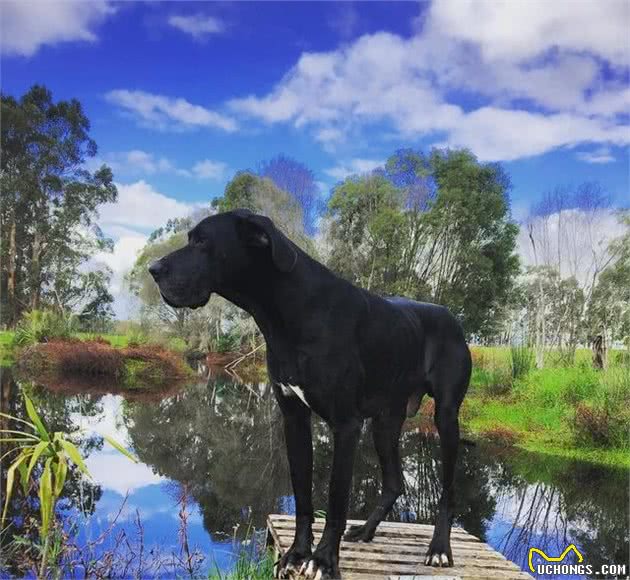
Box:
267 514 533 580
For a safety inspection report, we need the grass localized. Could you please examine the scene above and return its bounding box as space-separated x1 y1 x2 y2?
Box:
454 346 630 468
0 330 15 365
208 549 275 580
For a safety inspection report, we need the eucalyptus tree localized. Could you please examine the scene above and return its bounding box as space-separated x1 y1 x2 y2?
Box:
0 85 117 326
325 148 519 337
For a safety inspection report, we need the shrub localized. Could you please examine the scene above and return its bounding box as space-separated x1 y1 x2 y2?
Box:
573 403 612 447
510 345 534 380
613 350 630 368
471 366 512 396
518 367 598 407
13 310 77 346
470 347 488 370
480 425 520 446
213 332 241 354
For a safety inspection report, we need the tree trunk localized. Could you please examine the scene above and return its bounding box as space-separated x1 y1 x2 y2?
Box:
592 334 607 370
6 218 17 326
30 230 42 310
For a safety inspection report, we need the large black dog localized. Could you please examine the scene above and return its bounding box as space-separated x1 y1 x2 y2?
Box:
149 209 471 579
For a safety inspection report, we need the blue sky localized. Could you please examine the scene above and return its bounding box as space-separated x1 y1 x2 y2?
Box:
2 0 628 314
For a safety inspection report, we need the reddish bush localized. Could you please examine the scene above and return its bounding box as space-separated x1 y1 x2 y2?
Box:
573 403 611 446
17 340 190 387
480 425 520 446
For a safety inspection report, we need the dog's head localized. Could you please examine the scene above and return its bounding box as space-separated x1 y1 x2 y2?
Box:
149 209 298 309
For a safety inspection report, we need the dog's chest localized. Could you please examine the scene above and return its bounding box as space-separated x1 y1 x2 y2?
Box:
277 382 311 408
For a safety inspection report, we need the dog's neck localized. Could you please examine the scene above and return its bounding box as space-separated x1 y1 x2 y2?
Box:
218 251 350 356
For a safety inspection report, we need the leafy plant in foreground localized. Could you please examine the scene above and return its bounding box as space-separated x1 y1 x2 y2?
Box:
0 392 137 575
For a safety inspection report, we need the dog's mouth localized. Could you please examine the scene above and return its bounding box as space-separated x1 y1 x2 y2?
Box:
160 291 211 310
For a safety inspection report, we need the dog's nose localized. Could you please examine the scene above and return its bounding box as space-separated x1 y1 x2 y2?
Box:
149 260 167 280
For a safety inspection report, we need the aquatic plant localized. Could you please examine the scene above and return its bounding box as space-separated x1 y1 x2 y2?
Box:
0 392 137 576
13 309 77 346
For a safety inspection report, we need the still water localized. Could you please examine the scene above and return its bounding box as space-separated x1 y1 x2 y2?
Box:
1 365 628 579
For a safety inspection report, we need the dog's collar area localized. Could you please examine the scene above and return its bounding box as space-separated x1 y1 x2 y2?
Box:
278 382 310 408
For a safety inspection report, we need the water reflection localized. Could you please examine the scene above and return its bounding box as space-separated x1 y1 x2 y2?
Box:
1 364 628 579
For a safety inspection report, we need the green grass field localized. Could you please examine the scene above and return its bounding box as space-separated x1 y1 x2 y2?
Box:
457 346 630 468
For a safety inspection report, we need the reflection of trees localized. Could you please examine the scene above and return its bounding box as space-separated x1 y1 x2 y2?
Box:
5 362 626 579
0 368 104 575
485 448 629 577
123 373 291 537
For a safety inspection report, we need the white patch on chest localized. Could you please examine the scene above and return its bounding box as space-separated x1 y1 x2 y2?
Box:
279 383 310 408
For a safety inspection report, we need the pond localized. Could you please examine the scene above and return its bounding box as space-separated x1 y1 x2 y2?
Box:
1 363 628 579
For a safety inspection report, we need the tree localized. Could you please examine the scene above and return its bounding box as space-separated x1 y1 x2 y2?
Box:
325 148 519 337
0 85 117 326
258 154 321 235
585 211 630 364
524 184 622 365
521 266 585 364
213 171 314 254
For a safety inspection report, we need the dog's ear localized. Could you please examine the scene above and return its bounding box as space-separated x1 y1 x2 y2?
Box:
237 212 297 273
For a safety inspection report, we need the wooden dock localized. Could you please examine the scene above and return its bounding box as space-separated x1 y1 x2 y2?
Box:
267 514 533 580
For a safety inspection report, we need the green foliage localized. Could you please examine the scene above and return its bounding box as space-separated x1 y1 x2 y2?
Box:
0 391 137 574
1 85 117 326
470 366 512 397
13 310 76 346
212 332 241 354
510 345 534 380
208 548 275 580
461 346 630 466
325 148 519 336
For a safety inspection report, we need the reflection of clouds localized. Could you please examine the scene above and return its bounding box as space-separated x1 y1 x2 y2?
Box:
71 394 163 495
86 451 164 495
71 394 129 443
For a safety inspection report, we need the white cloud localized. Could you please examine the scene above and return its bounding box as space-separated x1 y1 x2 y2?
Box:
576 147 616 164
97 150 182 176
229 1 629 162
325 158 384 181
0 0 114 56
191 159 229 180
168 14 224 40
428 0 629 66
106 89 237 132
440 108 628 162
95 181 200 317
98 180 195 230
92 150 229 180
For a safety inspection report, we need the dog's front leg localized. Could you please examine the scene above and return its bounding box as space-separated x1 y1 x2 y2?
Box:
302 418 362 580
276 403 314 578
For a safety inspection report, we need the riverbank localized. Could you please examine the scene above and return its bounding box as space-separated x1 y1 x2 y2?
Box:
15 338 192 391
429 347 630 469
3 332 627 467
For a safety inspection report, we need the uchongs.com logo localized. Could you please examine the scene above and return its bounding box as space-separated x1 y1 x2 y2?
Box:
528 544 628 577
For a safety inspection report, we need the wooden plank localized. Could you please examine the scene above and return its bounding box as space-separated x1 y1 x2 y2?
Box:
267 515 532 580
273 531 512 562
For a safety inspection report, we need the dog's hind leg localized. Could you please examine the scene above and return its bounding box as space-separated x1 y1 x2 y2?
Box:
344 409 405 543
424 351 470 567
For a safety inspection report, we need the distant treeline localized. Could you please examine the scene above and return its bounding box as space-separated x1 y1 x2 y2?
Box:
2 85 629 368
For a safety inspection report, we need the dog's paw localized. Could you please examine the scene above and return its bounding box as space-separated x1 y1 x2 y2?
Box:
343 524 375 543
299 553 341 579
424 539 453 568
275 546 311 579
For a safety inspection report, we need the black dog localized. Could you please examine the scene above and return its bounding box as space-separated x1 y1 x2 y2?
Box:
149 209 471 579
